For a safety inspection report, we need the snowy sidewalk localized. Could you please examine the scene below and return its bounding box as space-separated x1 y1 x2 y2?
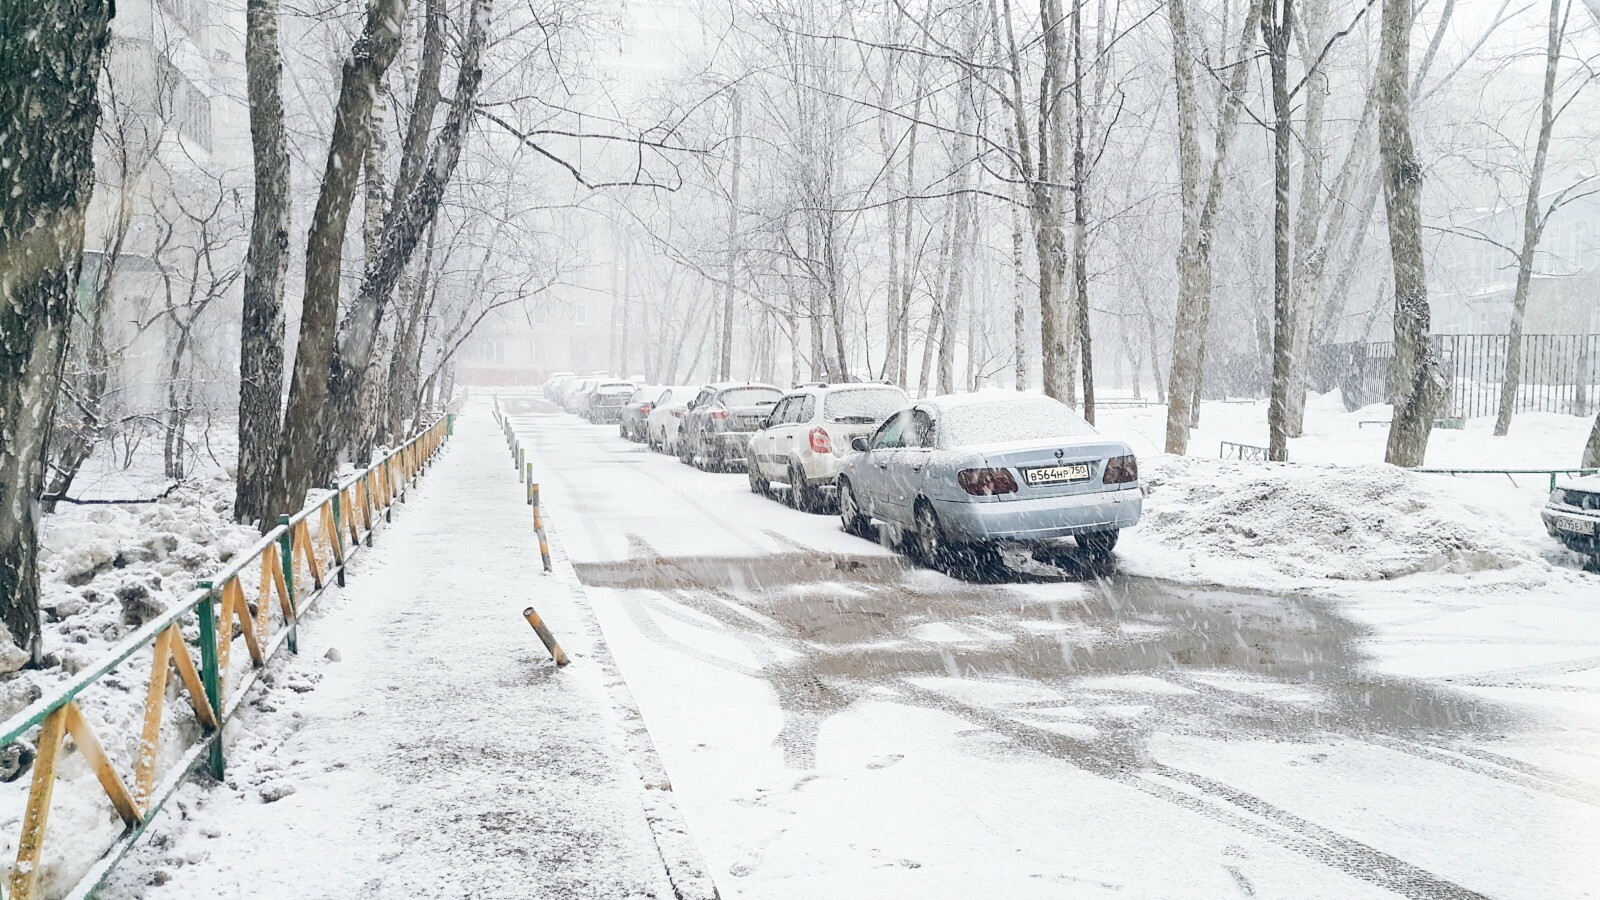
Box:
102 406 711 899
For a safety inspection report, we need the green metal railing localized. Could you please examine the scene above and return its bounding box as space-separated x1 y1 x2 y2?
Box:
1413 467 1600 491
0 416 451 900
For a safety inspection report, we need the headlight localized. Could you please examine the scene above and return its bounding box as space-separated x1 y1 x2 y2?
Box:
1549 489 1565 506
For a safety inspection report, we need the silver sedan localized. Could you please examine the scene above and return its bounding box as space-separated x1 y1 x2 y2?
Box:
836 393 1142 573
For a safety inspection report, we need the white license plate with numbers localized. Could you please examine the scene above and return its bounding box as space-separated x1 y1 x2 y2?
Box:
1024 464 1091 486
1555 515 1596 536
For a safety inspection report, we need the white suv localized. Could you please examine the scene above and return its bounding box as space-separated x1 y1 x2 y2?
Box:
747 382 908 511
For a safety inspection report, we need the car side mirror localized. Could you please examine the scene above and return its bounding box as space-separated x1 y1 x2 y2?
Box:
851 437 870 452
760 416 772 429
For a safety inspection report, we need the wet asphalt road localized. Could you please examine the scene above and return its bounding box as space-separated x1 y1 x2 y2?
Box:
502 395 1599 899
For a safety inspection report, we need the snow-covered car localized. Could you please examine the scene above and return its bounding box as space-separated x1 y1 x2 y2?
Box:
586 381 639 424
1543 473 1600 565
619 386 665 441
543 372 573 400
678 382 784 470
836 392 1142 573
747 382 908 511
646 385 702 453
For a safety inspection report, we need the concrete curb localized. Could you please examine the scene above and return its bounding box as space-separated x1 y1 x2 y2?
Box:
532 463 722 900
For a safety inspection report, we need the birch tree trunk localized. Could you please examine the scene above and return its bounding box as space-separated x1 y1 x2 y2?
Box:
1071 0 1094 423
1378 0 1443 466
1265 0 1294 462
236 0 292 527
1163 0 1258 453
326 0 488 462
1494 0 1566 437
274 0 409 521
1584 410 1600 468
720 87 742 381
0 0 114 664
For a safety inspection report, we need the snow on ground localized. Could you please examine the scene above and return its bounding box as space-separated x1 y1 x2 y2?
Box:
1095 391 1597 592
511 391 1600 900
88 411 704 899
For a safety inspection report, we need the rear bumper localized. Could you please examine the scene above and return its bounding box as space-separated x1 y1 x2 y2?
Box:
590 407 625 422
932 486 1143 542
708 431 755 456
796 451 847 485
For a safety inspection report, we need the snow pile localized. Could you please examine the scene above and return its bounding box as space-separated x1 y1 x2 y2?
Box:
1133 455 1552 585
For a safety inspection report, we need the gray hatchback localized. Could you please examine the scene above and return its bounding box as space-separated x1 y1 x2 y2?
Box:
837 392 1142 573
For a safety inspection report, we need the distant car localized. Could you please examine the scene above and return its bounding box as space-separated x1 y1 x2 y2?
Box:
1544 474 1600 566
747 382 908 512
646 385 702 453
563 377 596 413
619 386 664 441
678 382 784 471
587 381 639 424
836 392 1142 574
544 372 573 399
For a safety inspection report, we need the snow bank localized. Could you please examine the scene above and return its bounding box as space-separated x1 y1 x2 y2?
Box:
1128 455 1562 587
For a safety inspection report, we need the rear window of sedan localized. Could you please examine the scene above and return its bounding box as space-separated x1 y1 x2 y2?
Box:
824 387 907 424
720 387 782 406
937 398 1097 448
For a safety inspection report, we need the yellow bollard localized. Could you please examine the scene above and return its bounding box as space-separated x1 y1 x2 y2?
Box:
523 607 570 667
531 484 553 573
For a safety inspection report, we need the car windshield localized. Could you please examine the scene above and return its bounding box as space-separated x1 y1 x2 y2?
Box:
824 387 906 423
937 398 1097 448
720 387 781 407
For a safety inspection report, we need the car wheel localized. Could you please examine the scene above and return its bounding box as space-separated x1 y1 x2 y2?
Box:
913 502 948 568
839 479 870 537
678 432 694 465
788 463 820 512
1078 530 1119 563
748 455 771 495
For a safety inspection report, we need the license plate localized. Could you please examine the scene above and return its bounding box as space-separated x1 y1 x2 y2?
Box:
1555 515 1596 536
1023 464 1091 486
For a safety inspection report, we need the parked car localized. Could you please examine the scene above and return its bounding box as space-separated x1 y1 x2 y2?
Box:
747 382 908 511
836 392 1142 574
543 372 573 400
564 377 600 414
587 381 639 424
646 386 702 453
678 382 784 470
1543 474 1600 566
620 386 665 441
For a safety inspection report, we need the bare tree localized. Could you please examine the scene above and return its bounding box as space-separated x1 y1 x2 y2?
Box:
1377 0 1444 466
1494 0 1583 436
273 0 410 521
0 0 115 663
235 0 292 527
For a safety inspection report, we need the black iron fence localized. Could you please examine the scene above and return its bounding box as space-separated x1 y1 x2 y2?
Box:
1314 334 1599 419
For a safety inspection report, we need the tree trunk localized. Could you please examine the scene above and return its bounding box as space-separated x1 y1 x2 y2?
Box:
1378 0 1443 466
0 0 114 664
1163 0 1258 454
274 0 409 521
1583 409 1600 468
1265 0 1294 462
236 0 292 527
720 87 742 381
1071 0 1094 423
1495 0 1565 437
1012 186 1028 390
326 0 488 464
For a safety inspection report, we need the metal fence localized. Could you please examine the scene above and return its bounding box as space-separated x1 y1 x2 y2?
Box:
1316 334 1599 419
0 417 451 900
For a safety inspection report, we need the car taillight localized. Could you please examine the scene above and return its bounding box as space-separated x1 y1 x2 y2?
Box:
710 409 730 420
808 427 832 454
638 404 652 414
1103 454 1138 484
671 409 685 418
957 468 1018 496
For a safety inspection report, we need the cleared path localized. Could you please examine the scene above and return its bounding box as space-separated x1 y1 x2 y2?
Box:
102 405 690 899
